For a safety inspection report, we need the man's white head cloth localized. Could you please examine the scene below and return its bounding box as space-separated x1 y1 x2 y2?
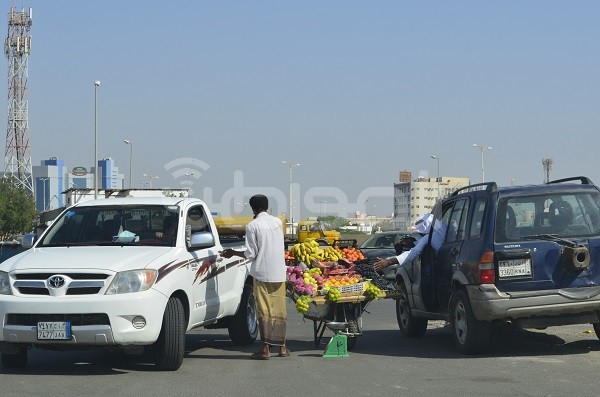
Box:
415 213 434 234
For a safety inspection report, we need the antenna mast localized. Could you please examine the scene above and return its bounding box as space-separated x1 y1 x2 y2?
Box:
4 6 33 194
542 158 553 183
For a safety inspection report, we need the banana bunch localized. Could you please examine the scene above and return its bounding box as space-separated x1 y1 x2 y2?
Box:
322 246 342 261
292 239 324 265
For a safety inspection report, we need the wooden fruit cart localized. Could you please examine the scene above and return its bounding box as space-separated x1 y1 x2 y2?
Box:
288 286 401 350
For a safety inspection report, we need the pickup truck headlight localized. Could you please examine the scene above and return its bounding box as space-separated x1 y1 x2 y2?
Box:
0 271 12 295
105 270 158 295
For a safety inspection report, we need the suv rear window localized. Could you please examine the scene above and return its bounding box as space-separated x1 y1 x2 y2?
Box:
495 192 600 243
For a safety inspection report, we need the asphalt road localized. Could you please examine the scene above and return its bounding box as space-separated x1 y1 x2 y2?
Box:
2 298 600 397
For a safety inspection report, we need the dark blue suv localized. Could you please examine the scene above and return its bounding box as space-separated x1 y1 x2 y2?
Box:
396 176 600 354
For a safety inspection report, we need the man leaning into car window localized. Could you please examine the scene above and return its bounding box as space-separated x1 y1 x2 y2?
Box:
374 211 446 272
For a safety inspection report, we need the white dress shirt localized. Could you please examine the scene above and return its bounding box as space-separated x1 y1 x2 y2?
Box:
244 212 286 283
393 220 447 266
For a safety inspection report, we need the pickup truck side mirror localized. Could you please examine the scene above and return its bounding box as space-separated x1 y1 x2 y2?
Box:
21 233 36 249
188 231 215 249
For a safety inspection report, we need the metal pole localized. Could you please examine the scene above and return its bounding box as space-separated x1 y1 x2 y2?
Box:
94 81 100 199
282 161 300 234
431 155 440 198
124 140 133 188
289 165 292 230
481 150 485 183
129 141 132 188
473 144 492 183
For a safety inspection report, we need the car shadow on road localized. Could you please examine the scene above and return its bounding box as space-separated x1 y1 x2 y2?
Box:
345 323 600 359
183 332 322 360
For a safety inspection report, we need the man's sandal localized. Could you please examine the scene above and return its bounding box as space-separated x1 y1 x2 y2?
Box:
278 349 291 357
250 351 270 360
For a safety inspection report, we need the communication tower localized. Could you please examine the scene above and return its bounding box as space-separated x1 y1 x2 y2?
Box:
4 6 32 194
542 158 553 183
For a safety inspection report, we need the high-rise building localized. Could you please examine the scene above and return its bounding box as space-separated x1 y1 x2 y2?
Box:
393 170 470 231
97 158 124 190
32 157 65 211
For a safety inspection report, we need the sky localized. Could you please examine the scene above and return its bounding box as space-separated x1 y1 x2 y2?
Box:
2 1 599 219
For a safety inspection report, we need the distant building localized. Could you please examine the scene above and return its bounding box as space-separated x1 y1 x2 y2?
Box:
32 157 66 211
97 158 124 190
32 157 125 212
393 170 470 231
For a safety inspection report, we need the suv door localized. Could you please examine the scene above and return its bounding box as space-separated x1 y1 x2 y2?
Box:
435 198 470 308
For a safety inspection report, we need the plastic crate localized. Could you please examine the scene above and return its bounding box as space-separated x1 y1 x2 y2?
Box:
332 239 358 249
337 281 367 294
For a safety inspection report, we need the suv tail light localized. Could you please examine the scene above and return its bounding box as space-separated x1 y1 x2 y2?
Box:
478 251 496 284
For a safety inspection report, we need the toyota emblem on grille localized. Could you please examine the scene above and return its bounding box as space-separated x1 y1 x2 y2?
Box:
48 276 65 288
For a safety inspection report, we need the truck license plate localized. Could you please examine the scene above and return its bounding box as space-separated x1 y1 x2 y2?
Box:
498 258 532 278
37 321 72 340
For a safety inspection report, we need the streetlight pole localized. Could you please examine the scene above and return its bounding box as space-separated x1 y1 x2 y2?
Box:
472 144 492 183
94 80 101 199
185 172 194 185
143 174 159 188
282 161 300 234
430 155 440 198
123 139 133 188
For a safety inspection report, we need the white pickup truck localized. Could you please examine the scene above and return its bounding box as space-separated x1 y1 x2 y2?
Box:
0 197 257 370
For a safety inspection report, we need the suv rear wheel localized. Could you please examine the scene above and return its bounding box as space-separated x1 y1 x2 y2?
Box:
451 289 491 354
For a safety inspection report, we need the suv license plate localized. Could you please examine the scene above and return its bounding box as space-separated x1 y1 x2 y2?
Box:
498 258 532 278
37 321 72 340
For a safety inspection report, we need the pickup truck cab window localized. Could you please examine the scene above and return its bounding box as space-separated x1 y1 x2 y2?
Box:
186 205 211 234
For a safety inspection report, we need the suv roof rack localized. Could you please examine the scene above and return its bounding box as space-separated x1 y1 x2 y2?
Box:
546 176 594 185
451 182 497 197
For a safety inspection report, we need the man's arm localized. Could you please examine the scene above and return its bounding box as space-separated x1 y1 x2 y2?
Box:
220 248 245 259
373 234 428 270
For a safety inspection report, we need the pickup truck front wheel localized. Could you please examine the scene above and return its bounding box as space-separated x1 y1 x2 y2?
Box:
451 289 491 355
228 283 259 345
153 296 186 371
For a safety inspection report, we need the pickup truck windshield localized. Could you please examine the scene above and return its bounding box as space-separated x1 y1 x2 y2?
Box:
496 192 600 243
39 205 180 247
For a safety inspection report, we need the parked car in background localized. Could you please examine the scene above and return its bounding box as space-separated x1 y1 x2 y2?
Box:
0 241 26 263
359 231 421 280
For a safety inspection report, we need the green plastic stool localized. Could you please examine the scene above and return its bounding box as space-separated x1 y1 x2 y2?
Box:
322 322 349 358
